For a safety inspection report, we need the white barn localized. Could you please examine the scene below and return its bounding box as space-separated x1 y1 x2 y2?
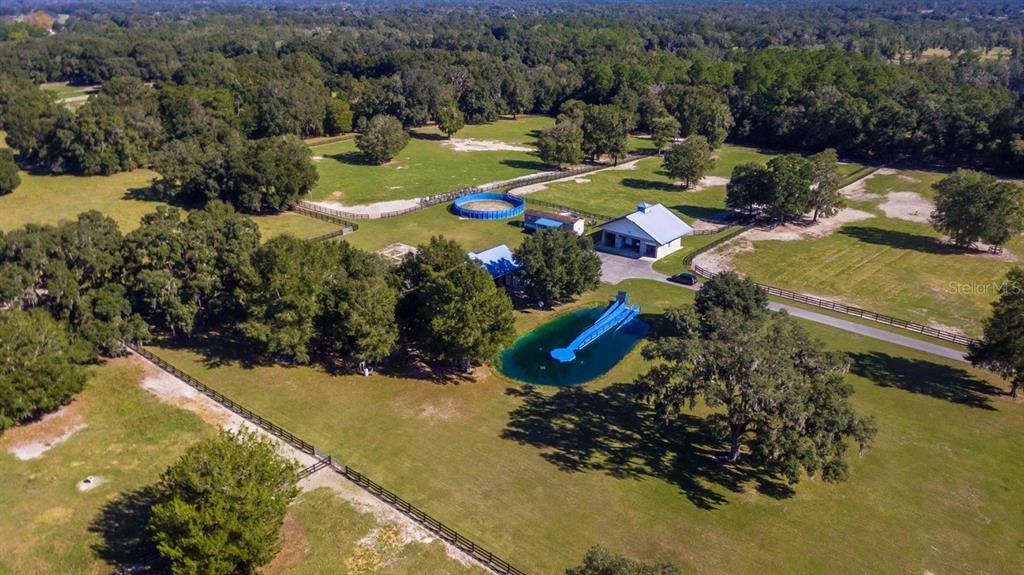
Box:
597 202 693 260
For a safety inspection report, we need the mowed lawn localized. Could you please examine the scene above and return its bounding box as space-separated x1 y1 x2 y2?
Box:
341 202 532 254
526 144 805 221
150 279 1024 575
0 358 484 575
0 358 213 575
729 167 1021 336
0 169 339 240
521 144 794 276
308 116 555 204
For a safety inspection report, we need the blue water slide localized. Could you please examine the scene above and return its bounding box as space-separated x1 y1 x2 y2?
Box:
550 295 640 363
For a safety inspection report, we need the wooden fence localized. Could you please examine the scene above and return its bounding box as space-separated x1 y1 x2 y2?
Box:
523 198 618 225
688 222 736 236
689 265 978 347
291 203 359 233
295 150 659 222
682 224 755 264
337 464 527 575
131 345 317 455
128 344 529 575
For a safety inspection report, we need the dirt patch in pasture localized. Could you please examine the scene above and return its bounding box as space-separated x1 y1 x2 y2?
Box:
131 353 477 568
839 168 903 203
691 208 874 274
840 173 884 202
5 404 86 460
140 366 235 428
347 525 405 574
691 239 756 275
443 139 533 153
880 192 933 223
608 159 641 171
264 512 311 574
312 198 420 217
574 178 590 184
392 396 461 422
678 175 730 191
745 209 875 242
926 321 966 337
300 477 477 567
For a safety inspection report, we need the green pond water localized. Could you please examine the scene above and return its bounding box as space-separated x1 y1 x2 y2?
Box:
499 305 649 387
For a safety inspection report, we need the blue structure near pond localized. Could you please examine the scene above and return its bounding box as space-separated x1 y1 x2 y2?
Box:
550 292 640 363
452 192 526 220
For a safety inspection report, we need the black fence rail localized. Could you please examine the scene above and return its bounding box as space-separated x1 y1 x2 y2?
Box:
682 224 755 265
523 197 618 225
306 133 356 146
297 456 333 480
296 150 659 222
689 223 736 236
128 344 530 575
689 264 977 347
291 204 359 233
337 464 528 575
130 345 317 455
309 228 351 242
838 165 879 188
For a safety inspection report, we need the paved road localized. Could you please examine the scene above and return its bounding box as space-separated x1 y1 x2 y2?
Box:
597 252 969 363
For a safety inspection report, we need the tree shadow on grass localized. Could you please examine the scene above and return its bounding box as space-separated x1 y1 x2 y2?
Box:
621 177 677 193
670 205 730 222
89 485 168 573
501 383 795 509
849 351 1001 410
154 334 477 385
410 131 447 142
327 150 381 166
500 158 551 172
839 226 972 256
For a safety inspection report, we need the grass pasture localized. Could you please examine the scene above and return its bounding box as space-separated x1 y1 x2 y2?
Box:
149 279 1024 575
308 116 662 205
525 144 812 221
341 201 531 254
0 358 486 575
0 359 213 574
0 169 340 241
727 167 1021 336
309 116 555 205
0 169 164 232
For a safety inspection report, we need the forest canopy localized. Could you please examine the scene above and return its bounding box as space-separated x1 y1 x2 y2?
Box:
0 0 1023 178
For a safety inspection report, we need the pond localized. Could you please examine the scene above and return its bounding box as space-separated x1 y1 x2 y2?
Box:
499 305 649 387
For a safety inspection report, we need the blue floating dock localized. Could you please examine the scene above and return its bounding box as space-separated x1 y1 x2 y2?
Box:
550 292 639 363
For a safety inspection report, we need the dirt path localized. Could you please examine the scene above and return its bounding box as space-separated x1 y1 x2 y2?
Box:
507 159 644 196
443 139 533 153
4 404 87 460
309 168 561 218
131 354 480 569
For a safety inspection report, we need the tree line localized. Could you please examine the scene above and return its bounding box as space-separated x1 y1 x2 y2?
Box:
1 1 1024 186
0 203 601 431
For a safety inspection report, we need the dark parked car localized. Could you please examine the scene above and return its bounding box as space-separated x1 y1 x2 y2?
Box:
668 272 699 286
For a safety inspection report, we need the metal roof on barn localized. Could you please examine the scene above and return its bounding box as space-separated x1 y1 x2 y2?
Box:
599 203 693 245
